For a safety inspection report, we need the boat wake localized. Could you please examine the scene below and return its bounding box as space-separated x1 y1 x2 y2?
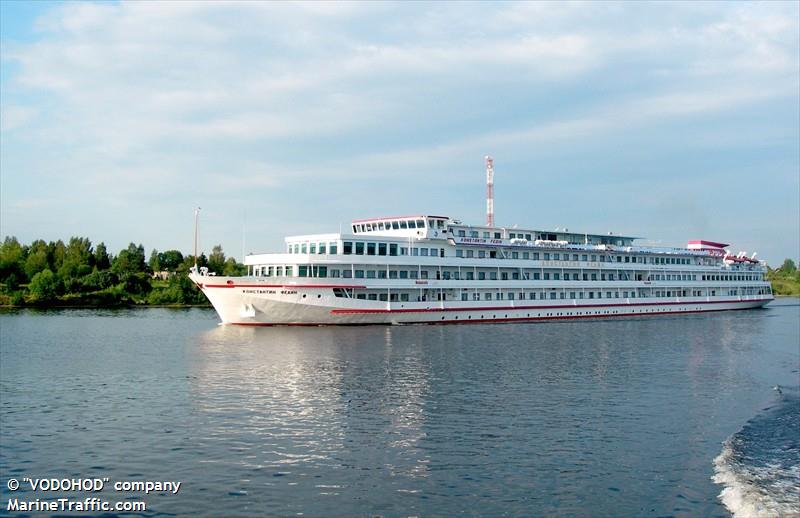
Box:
713 389 800 518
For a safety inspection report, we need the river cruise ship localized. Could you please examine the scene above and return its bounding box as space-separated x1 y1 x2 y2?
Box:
189 215 772 325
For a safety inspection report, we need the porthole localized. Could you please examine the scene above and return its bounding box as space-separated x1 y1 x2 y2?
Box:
302 294 306 298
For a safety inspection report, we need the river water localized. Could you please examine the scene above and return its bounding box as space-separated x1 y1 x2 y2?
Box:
1 299 798 517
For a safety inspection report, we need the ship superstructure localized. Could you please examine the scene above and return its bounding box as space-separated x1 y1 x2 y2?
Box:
189 215 772 325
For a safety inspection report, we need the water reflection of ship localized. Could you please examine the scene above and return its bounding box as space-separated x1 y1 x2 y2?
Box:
189 326 433 484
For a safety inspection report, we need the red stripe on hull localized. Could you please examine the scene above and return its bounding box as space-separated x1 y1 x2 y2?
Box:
329 298 772 314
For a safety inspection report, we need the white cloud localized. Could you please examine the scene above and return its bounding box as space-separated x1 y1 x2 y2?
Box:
1 1 797 261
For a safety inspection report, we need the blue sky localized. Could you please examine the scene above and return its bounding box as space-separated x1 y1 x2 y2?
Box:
1 1 798 265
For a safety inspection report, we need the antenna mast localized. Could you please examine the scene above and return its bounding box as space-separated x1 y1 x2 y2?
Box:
194 207 201 268
485 155 494 227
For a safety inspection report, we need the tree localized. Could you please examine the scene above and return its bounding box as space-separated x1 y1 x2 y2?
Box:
149 249 161 272
58 237 93 281
94 242 111 270
223 257 245 276
0 236 26 286
48 240 66 272
28 269 63 302
112 243 147 277
780 258 797 273
25 240 50 280
208 245 226 275
158 250 184 271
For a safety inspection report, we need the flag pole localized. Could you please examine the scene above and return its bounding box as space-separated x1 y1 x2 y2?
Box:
194 207 201 270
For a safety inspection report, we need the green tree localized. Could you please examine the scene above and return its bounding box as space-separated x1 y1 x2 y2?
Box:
48 240 67 272
780 258 797 273
28 269 63 302
159 250 184 271
222 257 245 276
58 237 93 282
208 245 226 275
0 236 27 286
25 240 50 279
94 242 111 270
112 243 147 276
149 249 161 272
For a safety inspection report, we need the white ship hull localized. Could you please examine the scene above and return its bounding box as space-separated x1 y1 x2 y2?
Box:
190 274 772 326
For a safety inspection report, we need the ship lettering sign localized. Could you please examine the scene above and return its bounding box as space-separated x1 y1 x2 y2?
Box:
281 290 297 295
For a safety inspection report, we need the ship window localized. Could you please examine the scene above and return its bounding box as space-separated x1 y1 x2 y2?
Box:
458 230 466 237
501 272 508 280
368 293 377 300
508 292 515 300
355 242 365 254
456 249 463 258
490 272 498 280
479 250 486 258
553 273 560 280
421 248 429 256
301 243 307 253
412 248 419 256
512 252 519 259
379 294 388 301
485 293 492 301
533 272 540 280
416 220 425 228
483 232 490 238
543 273 550 280
467 250 474 258
389 244 398 256
570 292 576 299
298 265 308 277
367 243 376 255
318 243 326 254
509 233 516 239
430 248 438 256
494 232 501 239
470 231 479 238
544 253 550 260
408 220 417 229
330 243 338 254
342 270 352 278
400 221 408 229
309 243 316 254
466 272 474 280
399 271 408 279
391 221 399 229
378 243 387 255
525 234 532 240
400 247 408 255
410 270 418 279
355 270 364 278
378 271 387 279
367 271 376 278
513 272 520 280
523 252 529 259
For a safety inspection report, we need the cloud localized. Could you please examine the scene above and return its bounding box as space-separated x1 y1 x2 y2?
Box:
0 1 797 262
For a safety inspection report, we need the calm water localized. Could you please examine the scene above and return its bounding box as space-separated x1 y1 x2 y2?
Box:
1 300 798 517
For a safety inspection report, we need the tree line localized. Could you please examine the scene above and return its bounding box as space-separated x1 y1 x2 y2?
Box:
766 258 800 296
0 236 245 306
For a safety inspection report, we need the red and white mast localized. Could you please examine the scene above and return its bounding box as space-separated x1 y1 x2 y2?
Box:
485 155 494 227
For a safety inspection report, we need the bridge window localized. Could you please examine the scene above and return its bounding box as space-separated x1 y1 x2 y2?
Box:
392 221 399 229
416 220 425 228
400 221 408 229
408 220 416 229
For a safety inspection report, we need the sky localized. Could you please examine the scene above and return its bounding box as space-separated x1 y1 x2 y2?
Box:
1 1 798 265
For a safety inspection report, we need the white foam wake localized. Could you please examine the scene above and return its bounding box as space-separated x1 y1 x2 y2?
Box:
713 438 800 518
